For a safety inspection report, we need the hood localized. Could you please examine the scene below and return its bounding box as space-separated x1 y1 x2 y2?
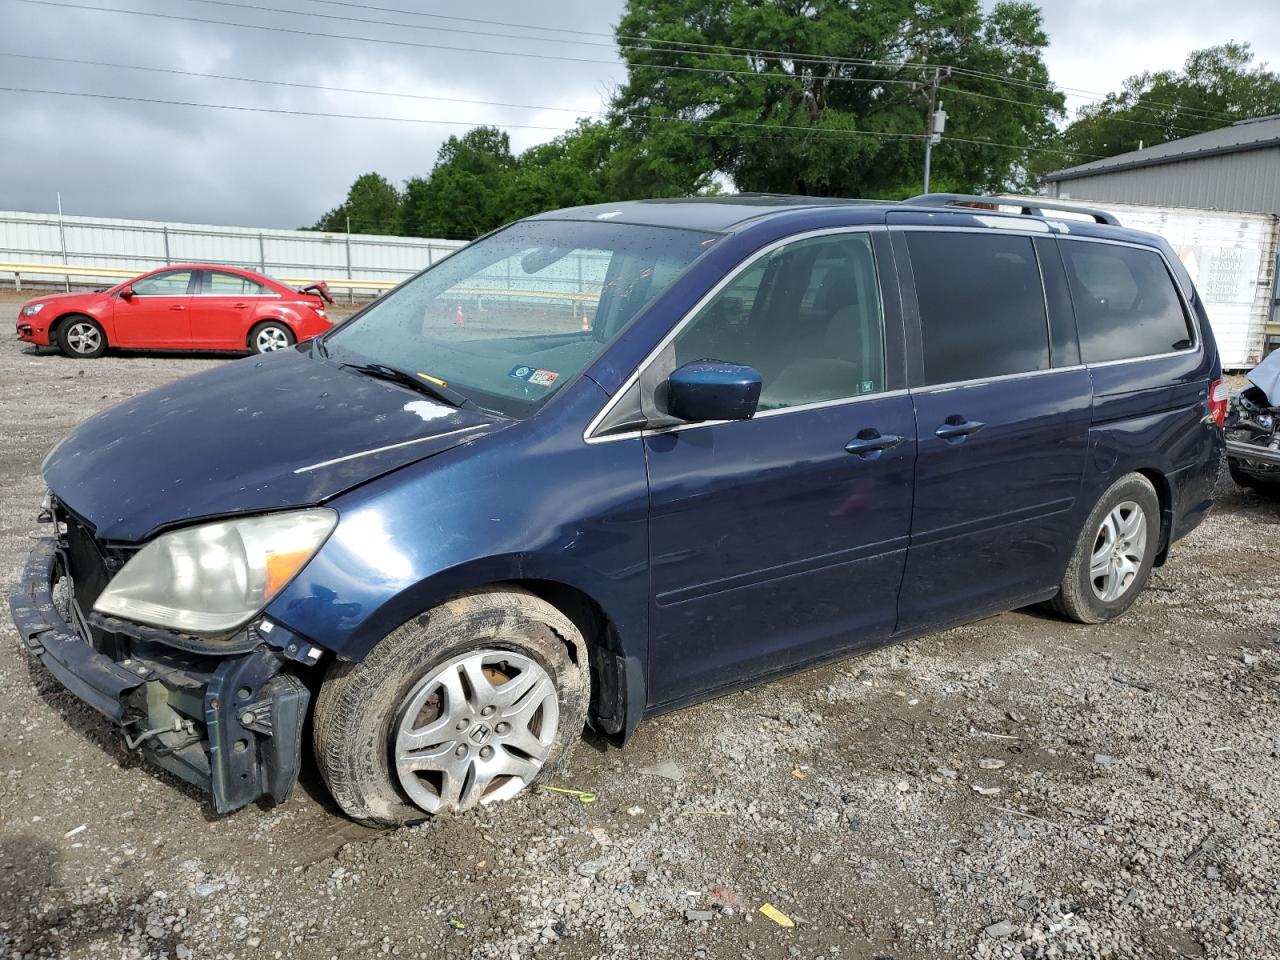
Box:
45 347 503 542
1247 349 1280 408
26 290 102 309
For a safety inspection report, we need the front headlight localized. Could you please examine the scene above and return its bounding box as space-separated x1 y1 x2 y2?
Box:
22 303 47 317
94 509 337 634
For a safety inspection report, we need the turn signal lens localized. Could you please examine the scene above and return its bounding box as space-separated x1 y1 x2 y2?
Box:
264 547 316 599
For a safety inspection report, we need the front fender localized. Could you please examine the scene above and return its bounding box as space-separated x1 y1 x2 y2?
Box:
264 379 651 669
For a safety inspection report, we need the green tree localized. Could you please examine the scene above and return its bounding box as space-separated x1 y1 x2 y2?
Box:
608 0 1064 198
501 120 622 219
312 172 402 234
1045 43 1280 172
401 127 516 239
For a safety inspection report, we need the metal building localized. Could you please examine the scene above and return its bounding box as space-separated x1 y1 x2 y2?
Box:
1040 115 1280 215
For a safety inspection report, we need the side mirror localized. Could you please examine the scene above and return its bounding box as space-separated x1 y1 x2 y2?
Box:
666 360 762 423
118 285 134 299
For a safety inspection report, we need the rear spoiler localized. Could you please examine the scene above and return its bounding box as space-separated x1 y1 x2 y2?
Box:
298 281 334 304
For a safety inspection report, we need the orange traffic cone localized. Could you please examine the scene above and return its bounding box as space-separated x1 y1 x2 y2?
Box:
454 304 465 327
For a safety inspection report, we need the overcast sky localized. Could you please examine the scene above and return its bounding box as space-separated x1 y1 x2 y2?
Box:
2 0 1277 229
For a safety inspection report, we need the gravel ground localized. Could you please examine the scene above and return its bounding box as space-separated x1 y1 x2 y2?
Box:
2 296 1278 960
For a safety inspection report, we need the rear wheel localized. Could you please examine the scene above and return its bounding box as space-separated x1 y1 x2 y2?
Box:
56 316 106 358
312 587 589 826
1050 473 1160 624
249 320 294 354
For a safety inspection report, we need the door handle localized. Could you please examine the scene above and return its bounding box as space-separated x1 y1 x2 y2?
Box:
234 303 249 308
169 304 186 311
845 430 904 457
935 417 985 441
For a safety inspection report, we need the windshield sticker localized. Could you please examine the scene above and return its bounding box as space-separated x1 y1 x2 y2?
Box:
528 369 559 388
508 365 535 381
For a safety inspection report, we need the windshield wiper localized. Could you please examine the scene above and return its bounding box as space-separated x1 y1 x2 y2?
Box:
341 361 476 410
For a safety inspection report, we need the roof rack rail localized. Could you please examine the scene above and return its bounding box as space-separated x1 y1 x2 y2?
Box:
900 193 1121 226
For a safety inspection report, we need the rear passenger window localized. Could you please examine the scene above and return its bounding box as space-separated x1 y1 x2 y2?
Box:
207 271 267 296
671 233 885 410
907 233 1050 385
1060 242 1193 362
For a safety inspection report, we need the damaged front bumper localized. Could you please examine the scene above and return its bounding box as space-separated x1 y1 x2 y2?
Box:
10 536 321 814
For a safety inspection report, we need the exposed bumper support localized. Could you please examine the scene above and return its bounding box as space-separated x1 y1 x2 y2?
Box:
9 537 312 814
1226 439 1280 467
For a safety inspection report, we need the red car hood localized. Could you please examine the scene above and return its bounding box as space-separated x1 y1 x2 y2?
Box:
24 290 106 310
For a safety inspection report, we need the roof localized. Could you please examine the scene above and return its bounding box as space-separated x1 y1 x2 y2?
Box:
531 195 882 232
1043 114 1280 182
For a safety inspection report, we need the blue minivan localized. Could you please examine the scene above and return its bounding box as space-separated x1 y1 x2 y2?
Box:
11 194 1226 824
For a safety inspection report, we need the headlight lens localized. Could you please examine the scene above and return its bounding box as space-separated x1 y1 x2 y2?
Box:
22 303 46 317
94 509 337 633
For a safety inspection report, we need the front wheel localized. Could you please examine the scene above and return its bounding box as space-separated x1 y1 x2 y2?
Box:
249 320 295 354
1050 473 1160 624
57 316 106 358
312 588 589 826
1229 460 1280 500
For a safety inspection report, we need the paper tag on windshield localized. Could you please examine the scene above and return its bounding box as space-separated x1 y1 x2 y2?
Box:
528 369 559 387
508 365 535 381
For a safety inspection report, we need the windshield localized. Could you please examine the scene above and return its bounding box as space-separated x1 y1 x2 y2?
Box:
322 219 718 418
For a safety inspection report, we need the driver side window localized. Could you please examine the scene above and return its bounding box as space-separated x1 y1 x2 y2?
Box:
132 270 194 296
671 233 885 410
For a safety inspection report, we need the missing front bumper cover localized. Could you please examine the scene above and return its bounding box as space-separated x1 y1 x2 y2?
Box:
9 536 312 814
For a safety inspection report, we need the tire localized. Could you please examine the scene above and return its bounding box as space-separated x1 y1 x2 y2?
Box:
55 315 106 359
1229 460 1280 499
312 587 589 826
248 320 295 354
1050 473 1160 624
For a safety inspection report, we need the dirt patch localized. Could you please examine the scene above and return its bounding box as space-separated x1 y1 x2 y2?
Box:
1 337 1277 959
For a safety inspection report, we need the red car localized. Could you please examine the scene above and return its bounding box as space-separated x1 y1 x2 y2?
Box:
15 264 334 358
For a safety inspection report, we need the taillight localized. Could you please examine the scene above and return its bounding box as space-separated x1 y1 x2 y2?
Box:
1208 378 1229 428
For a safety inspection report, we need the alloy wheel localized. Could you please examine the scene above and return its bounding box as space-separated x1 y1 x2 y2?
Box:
66 321 101 355
1089 500 1147 602
256 326 290 352
392 649 559 814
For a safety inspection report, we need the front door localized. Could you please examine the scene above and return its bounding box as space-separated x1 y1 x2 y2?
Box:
112 268 195 347
893 228 1092 631
643 230 916 706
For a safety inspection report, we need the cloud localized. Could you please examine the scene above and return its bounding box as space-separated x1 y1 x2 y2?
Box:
2 0 1276 228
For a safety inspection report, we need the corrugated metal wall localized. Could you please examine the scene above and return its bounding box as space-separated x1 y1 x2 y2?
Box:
1044 147 1280 216
0 210 466 287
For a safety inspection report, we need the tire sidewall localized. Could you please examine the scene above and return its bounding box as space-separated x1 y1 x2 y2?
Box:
1072 475 1160 621
249 321 294 354
57 316 106 359
315 591 588 825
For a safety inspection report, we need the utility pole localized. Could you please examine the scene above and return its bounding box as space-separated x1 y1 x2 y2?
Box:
56 191 70 292
919 67 951 194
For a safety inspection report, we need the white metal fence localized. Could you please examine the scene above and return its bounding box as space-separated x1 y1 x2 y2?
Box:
0 209 466 293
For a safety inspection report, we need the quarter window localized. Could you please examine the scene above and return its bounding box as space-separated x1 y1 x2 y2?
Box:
907 232 1050 385
1059 241 1193 362
131 270 194 296
671 233 885 410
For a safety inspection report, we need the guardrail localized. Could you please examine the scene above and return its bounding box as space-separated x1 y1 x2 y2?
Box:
0 262 603 304
0 261 402 293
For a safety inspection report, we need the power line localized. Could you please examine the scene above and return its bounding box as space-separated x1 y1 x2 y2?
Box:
12 0 915 91
44 0 1233 135
0 85 581 131
0 83 1103 160
278 0 1242 126
0 52 604 116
